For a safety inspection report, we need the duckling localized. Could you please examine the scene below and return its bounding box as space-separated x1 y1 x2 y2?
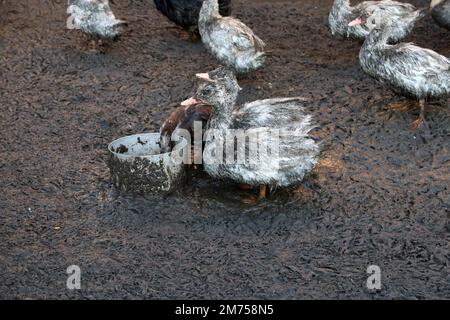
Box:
160 101 212 153
351 13 450 128
154 0 231 39
431 0 450 30
329 0 425 42
67 0 127 51
181 67 320 200
199 0 265 73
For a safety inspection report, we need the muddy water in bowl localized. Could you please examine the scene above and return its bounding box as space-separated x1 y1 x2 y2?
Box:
108 133 188 194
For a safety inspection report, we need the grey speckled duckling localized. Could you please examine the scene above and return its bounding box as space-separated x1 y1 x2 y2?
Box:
181 67 320 200
329 0 425 42
199 0 265 73
431 0 450 30
352 13 450 128
67 0 127 49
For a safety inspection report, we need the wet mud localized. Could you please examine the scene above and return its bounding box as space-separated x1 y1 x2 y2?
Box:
0 0 448 299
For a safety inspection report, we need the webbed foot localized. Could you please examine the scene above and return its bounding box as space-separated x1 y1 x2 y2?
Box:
258 185 268 201
411 100 428 130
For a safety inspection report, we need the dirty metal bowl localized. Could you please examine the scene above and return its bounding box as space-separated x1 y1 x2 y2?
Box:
108 133 188 195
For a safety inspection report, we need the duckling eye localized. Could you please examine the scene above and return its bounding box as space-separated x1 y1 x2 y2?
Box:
202 86 213 95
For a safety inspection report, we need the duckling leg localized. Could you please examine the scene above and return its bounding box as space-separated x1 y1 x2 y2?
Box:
188 31 200 42
258 185 268 200
87 38 101 53
240 184 258 205
411 100 428 129
187 26 200 42
389 101 415 112
98 39 106 53
241 185 268 205
159 26 198 42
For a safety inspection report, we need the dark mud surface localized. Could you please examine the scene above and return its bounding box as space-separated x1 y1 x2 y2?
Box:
0 0 449 299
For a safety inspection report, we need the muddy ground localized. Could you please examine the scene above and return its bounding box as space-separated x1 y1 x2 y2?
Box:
0 0 449 299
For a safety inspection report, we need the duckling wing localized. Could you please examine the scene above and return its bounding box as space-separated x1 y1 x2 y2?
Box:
232 97 311 130
221 98 319 187
357 0 417 14
353 1 381 12
374 43 450 97
387 43 450 77
217 17 266 51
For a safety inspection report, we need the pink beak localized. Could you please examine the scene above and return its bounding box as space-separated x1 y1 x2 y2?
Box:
348 17 363 27
195 72 217 83
181 97 202 107
196 73 211 81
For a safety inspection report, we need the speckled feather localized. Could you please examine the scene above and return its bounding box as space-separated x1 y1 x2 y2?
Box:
329 0 424 42
199 0 265 73
359 19 450 100
195 68 320 187
67 0 126 39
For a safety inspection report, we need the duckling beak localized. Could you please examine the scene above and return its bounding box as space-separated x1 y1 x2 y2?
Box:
348 17 364 27
195 73 217 83
181 97 202 107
